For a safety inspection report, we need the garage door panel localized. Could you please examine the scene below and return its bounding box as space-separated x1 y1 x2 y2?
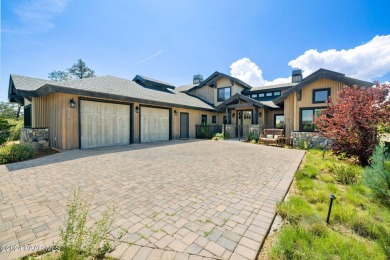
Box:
80 100 130 149
141 107 169 143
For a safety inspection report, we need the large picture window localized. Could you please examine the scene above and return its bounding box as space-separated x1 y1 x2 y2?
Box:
300 107 326 131
217 87 231 102
313 88 330 103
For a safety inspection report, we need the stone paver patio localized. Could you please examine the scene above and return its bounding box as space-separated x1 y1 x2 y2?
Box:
0 140 304 260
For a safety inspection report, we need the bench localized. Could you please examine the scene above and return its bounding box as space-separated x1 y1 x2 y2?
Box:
259 129 285 146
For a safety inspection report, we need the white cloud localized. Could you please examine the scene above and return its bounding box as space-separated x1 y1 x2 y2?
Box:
230 58 266 86
288 35 390 81
6 0 69 34
230 35 390 87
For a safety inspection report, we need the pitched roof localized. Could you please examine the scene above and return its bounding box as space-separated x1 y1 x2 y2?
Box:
10 75 215 111
215 93 280 112
133 75 175 89
273 68 374 104
188 71 252 92
174 83 198 92
248 82 297 92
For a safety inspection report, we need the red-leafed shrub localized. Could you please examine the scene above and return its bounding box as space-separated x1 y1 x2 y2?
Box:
314 83 390 166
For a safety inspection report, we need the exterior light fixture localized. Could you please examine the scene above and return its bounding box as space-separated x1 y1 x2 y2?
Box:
259 111 262 117
174 110 178 116
232 113 235 118
69 98 76 108
135 106 140 113
326 194 336 224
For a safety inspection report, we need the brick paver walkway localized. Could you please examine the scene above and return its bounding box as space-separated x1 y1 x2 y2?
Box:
0 140 304 260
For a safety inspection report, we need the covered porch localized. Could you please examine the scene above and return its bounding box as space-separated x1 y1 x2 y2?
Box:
215 93 285 139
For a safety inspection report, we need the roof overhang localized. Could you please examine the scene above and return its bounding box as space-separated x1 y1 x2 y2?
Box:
273 68 373 104
215 93 279 112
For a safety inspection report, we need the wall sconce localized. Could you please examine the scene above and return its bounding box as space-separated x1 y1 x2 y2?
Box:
174 110 178 116
232 113 235 118
259 111 262 117
135 106 139 113
69 98 75 108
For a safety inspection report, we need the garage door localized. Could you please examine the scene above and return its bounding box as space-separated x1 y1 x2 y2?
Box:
80 100 130 148
141 107 170 142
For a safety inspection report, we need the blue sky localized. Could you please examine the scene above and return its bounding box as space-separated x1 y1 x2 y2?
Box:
1 0 390 101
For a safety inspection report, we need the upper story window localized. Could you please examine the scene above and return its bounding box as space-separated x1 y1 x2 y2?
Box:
217 87 231 102
251 94 258 98
266 92 272 97
313 88 331 103
273 91 281 96
259 93 265 97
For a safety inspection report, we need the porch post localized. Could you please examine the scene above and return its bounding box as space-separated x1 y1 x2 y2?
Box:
254 107 258 125
225 108 230 124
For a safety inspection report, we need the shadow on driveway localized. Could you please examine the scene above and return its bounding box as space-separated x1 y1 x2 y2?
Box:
5 139 205 172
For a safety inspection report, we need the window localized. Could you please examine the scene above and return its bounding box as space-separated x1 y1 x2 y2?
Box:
258 93 265 97
201 115 207 124
274 114 284 129
251 94 258 98
266 92 272 97
273 91 281 96
313 88 330 103
300 107 325 131
217 87 231 102
212 115 217 124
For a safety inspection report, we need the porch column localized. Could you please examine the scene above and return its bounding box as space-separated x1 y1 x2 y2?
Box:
225 108 230 124
253 107 258 125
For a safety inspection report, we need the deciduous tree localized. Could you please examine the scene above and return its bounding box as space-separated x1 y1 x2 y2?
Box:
314 83 390 166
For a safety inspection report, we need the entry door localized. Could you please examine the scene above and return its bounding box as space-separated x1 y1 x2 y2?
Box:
180 112 189 139
237 110 252 138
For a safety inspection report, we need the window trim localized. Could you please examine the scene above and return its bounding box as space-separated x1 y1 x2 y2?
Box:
312 88 331 104
299 107 326 132
274 114 285 129
217 86 232 102
201 114 207 124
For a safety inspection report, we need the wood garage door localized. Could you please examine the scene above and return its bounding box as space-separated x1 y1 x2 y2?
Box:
80 100 130 148
141 107 170 142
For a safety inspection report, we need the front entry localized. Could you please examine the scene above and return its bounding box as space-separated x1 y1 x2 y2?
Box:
180 112 189 139
237 110 252 138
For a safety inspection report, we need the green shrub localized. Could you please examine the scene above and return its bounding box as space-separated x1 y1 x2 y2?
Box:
363 142 390 205
0 118 13 145
199 123 210 139
328 163 360 185
214 132 224 140
246 132 259 142
60 188 120 259
211 136 219 141
7 119 23 141
0 143 35 163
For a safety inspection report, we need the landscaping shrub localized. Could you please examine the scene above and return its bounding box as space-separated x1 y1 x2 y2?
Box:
0 143 35 163
363 142 390 205
328 163 361 185
7 119 23 141
60 188 119 259
199 123 210 138
246 132 259 142
0 118 13 145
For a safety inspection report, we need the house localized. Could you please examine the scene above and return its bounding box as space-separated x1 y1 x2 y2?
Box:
8 68 372 150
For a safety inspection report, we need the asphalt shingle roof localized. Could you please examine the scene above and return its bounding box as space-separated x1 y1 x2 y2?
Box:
10 75 215 110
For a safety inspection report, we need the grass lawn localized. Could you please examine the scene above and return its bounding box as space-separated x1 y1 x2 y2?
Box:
268 149 390 259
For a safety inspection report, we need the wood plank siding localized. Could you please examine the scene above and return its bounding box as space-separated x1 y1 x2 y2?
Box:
283 78 344 137
31 93 221 149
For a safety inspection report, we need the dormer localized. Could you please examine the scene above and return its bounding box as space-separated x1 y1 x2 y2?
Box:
133 75 175 91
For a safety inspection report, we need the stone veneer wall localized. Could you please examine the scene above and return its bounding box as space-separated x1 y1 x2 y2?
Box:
291 132 330 148
223 124 262 139
20 128 50 149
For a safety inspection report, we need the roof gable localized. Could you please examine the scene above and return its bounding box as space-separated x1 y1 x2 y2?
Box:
187 71 252 92
273 68 373 104
215 93 279 112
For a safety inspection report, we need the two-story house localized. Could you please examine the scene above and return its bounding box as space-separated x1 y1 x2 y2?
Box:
8 68 372 149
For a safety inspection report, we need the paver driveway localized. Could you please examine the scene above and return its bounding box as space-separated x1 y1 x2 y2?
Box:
0 140 304 260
